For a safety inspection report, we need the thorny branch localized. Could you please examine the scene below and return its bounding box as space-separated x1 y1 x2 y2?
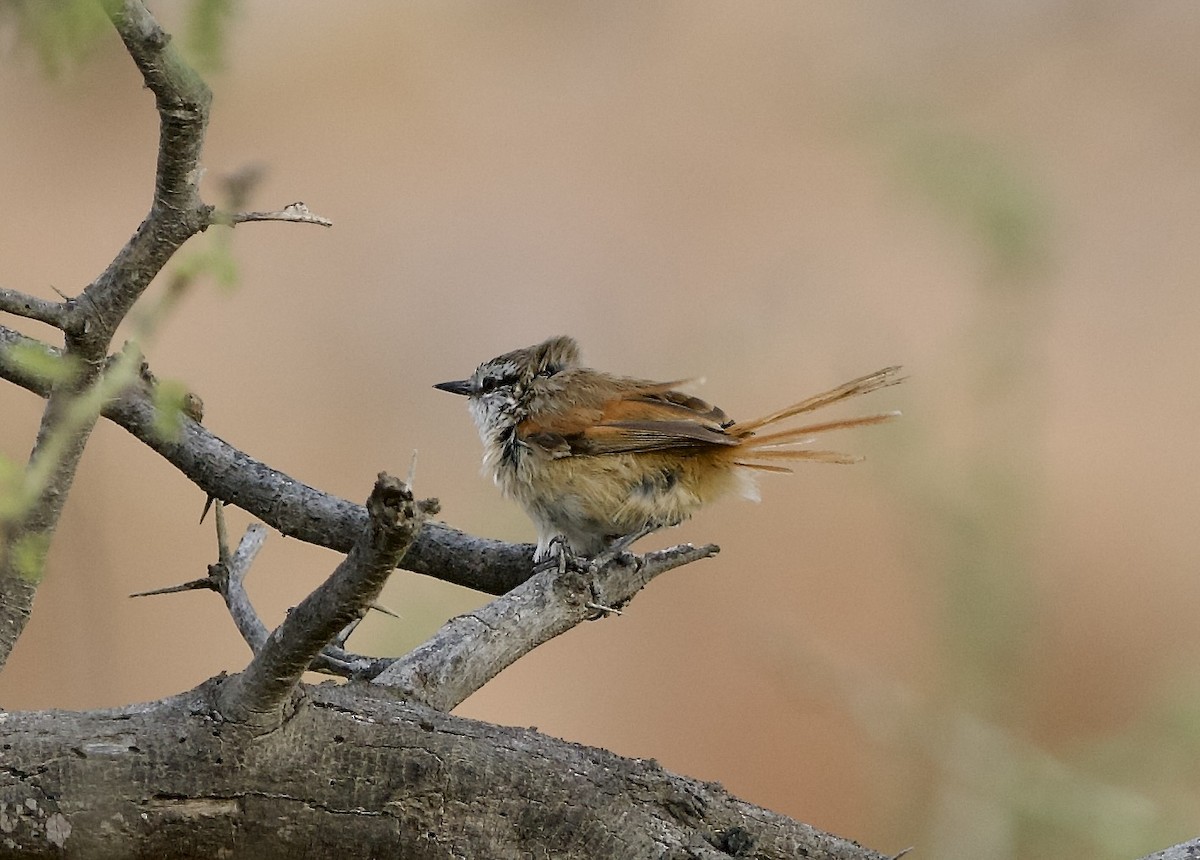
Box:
0 1 333 669
374 543 720 710
215 474 435 723
131 510 391 678
0 325 538 595
0 4 904 860
0 0 213 667
145 494 717 714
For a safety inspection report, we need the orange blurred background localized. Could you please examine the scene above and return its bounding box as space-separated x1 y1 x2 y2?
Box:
2 4 1199 858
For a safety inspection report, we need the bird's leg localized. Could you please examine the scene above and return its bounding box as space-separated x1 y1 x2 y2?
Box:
580 526 664 617
532 535 587 575
587 523 661 574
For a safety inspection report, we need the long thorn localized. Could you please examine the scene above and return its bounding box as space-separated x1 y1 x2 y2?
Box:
130 577 216 598
369 601 401 619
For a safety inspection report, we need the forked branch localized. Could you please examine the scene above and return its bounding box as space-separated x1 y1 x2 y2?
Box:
375 543 719 710
0 324 537 595
0 1 332 668
144 496 716 715
216 474 436 723
0 0 215 667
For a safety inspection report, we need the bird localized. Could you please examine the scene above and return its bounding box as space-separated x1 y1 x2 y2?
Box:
435 336 900 562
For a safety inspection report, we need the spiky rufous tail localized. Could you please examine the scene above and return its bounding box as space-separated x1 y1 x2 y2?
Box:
728 366 903 472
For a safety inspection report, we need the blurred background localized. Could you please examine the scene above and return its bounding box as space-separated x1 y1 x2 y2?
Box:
2 2 1199 857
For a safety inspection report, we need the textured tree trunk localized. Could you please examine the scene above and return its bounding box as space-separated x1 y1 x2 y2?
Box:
0 679 886 860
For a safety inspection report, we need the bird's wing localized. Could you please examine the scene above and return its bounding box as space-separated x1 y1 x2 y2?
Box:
518 384 735 457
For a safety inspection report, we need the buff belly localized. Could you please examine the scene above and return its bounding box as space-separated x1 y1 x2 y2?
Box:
498 448 757 557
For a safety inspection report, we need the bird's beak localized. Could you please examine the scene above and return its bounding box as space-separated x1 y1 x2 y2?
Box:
434 379 474 396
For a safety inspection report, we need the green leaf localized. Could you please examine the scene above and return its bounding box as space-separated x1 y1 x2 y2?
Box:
173 242 240 293
12 532 51 583
5 341 80 386
151 378 193 442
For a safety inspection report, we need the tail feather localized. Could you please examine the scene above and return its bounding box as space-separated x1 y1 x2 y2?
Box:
730 366 903 434
726 367 902 469
733 461 796 473
733 446 867 473
746 412 900 448
737 449 863 465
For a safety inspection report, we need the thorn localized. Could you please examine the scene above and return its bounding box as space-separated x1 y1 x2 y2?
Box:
333 615 364 648
406 449 418 487
585 601 623 617
369 602 401 620
130 577 216 598
199 494 215 524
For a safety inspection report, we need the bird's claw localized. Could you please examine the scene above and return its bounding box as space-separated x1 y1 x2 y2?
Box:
533 535 589 575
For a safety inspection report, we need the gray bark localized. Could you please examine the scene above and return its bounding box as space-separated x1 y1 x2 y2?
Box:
0 680 888 860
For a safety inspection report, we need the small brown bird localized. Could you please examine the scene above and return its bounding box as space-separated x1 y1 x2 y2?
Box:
436 336 900 561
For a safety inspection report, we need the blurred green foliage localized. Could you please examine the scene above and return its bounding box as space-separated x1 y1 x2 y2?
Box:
150 377 192 442
894 128 1053 282
0 454 21 520
867 109 1200 858
0 0 235 75
0 0 111 76
183 0 235 73
171 238 239 293
9 530 49 582
11 532 50 582
6 340 81 387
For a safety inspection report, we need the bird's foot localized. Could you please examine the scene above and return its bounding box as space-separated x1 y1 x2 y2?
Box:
586 524 661 574
532 535 588 576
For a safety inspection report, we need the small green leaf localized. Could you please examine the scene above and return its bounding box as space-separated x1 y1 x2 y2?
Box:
207 242 239 290
151 379 193 442
12 532 51 583
172 243 240 293
6 341 80 386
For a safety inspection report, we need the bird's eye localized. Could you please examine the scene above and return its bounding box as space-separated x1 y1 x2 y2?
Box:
535 364 560 379
478 373 516 395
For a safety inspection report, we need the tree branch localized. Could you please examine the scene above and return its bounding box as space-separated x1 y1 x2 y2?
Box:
216 474 435 722
207 514 393 678
375 543 719 711
136 501 718 705
153 500 719 704
0 0 215 668
0 323 537 594
1139 838 1200 860
0 681 892 859
0 288 67 329
216 521 271 651
133 512 394 679
77 1 213 339
222 202 334 227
